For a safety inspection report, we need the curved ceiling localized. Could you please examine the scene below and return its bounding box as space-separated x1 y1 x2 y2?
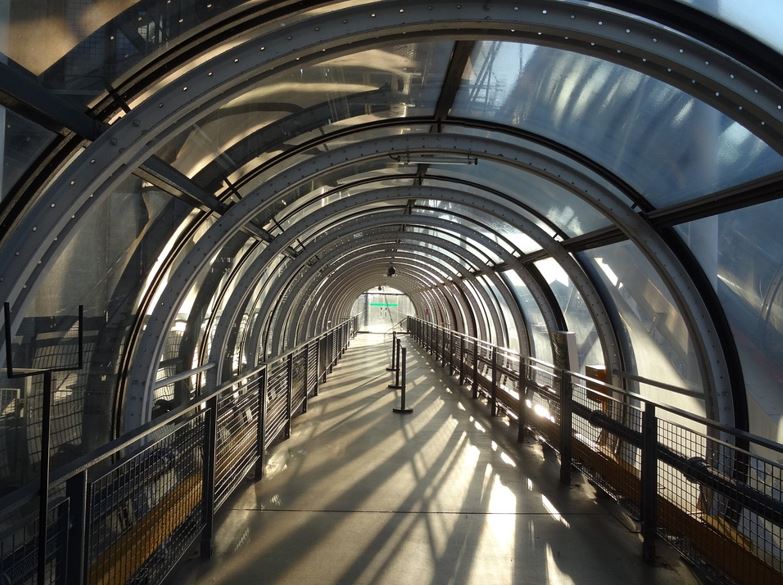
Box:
2 0 783 476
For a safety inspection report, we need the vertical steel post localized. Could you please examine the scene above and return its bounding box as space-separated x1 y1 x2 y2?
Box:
302 346 310 413
201 395 218 559
459 336 466 385
517 358 528 442
254 368 268 480
392 347 413 415
37 370 53 585
490 347 498 416
440 327 446 367
559 370 573 485
315 338 322 393
388 339 402 390
449 332 455 375
387 331 397 371
65 470 88 585
285 353 293 438
471 340 479 399
641 403 658 563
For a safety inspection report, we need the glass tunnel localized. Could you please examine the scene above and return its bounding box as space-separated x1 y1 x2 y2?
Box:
1 2 783 585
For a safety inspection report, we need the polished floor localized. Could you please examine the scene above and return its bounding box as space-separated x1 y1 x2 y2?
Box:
174 333 698 585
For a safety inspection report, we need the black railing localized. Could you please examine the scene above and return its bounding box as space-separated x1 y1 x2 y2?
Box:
407 316 783 585
0 315 358 585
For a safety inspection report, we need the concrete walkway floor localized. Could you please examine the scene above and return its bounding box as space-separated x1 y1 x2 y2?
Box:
174 333 698 585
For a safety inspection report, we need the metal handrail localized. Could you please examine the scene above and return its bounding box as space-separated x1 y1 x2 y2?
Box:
407 314 783 584
0 317 355 519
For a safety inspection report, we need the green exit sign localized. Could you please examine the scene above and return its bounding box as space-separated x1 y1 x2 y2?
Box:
370 302 399 307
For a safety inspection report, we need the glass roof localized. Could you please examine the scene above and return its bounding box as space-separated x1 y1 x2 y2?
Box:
428 160 610 236
675 0 783 54
156 41 452 179
452 41 783 207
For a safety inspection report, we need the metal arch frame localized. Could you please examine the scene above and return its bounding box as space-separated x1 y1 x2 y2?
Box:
297 256 466 340
191 133 738 424
274 233 497 347
299 259 469 345
5 0 783 342
263 241 503 352
300 266 444 339
249 216 536 363
123 139 627 430
262 241 469 351
299 260 461 336
286 243 508 354
201 192 561 385
0 0 780 434
266 240 523 354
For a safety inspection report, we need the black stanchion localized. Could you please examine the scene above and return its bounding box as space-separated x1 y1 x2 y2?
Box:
386 331 397 371
393 347 413 414
388 338 402 389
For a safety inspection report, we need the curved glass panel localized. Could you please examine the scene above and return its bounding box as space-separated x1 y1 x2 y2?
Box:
0 175 189 490
0 108 56 201
453 41 783 206
420 200 542 254
675 0 783 54
482 275 519 351
535 258 603 372
677 199 783 441
350 289 415 332
408 219 503 265
581 241 705 415
503 270 553 364
157 41 451 178
428 159 610 236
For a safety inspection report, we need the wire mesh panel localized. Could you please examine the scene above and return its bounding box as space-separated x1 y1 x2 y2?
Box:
291 350 307 411
570 373 644 509
307 341 318 395
86 413 206 585
215 373 263 510
0 498 69 585
264 360 289 447
656 417 783 585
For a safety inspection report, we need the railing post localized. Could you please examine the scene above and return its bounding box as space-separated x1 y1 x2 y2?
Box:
449 332 455 376
440 326 447 367
387 331 397 371
389 338 402 390
459 336 466 385
37 370 53 585
559 370 573 485
285 353 293 438
429 323 434 355
302 346 310 414
255 368 268 480
392 347 413 415
200 395 218 559
641 403 658 563
490 347 498 416
65 470 88 585
471 340 479 399
328 332 334 373
314 338 321 395
517 358 528 442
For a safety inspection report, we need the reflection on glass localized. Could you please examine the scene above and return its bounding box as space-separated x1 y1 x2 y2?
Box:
504 270 553 364
427 159 608 236
0 108 56 201
534 258 603 371
678 199 783 441
581 242 705 415
350 287 416 333
0 175 189 491
453 41 783 206
157 41 451 179
675 0 783 54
